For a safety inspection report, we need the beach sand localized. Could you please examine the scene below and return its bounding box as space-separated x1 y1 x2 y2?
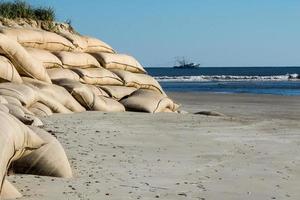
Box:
8 93 300 200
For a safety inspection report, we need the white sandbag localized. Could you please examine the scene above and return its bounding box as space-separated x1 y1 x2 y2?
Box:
47 68 80 81
91 53 146 73
97 96 125 112
29 102 53 117
26 48 62 68
0 83 38 107
0 96 8 104
0 27 75 51
0 111 44 193
83 36 115 53
54 51 101 68
0 33 52 83
112 69 164 94
72 68 123 85
99 85 137 100
23 77 85 113
120 89 178 113
12 126 72 178
0 104 9 113
0 56 23 83
0 180 22 199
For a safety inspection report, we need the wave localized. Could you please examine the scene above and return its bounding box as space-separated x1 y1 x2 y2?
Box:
154 74 300 82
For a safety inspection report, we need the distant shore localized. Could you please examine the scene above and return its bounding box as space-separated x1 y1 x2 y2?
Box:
8 92 300 199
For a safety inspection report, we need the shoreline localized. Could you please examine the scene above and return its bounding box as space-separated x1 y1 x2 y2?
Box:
8 92 300 199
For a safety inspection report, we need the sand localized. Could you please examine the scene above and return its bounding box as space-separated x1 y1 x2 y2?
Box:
8 92 300 200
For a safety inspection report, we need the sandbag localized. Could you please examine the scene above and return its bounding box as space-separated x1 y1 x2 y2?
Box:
23 77 86 113
54 51 101 68
38 92 72 114
112 69 164 94
0 104 9 113
47 68 80 81
97 96 125 112
26 48 62 68
91 52 146 73
0 34 51 83
59 32 88 51
3 103 43 126
99 85 137 100
0 96 8 104
0 27 75 51
1 95 22 107
72 68 123 85
29 102 53 117
83 36 115 53
53 79 95 110
12 126 72 178
0 56 23 83
120 89 178 113
86 85 109 97
0 83 38 107
0 111 44 193
0 180 22 199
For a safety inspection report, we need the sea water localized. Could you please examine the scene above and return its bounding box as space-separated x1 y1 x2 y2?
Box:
147 67 300 96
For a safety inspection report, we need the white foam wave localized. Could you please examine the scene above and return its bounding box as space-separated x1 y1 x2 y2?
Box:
155 74 300 82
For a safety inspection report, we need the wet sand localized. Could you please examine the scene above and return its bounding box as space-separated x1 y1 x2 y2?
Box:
8 93 300 200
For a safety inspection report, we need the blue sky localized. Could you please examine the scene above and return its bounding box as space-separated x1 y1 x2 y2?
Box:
26 0 300 67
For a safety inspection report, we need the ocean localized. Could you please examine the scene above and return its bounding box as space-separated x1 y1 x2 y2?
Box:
147 67 300 96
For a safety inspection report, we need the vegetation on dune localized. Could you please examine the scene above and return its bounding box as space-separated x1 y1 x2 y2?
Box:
0 0 55 21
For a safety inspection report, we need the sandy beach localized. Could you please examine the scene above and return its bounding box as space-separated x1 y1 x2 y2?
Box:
7 92 300 200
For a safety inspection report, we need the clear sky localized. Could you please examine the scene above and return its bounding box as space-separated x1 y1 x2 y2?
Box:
26 0 300 67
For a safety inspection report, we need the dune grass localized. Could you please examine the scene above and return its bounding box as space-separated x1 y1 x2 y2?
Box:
0 0 55 21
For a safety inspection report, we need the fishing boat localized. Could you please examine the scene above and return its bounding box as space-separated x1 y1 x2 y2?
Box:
173 57 200 68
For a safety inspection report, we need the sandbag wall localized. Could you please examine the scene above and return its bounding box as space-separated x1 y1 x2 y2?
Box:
0 24 179 198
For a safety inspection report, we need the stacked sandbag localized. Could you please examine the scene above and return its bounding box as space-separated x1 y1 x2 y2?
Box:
0 27 75 51
0 56 23 83
91 52 146 73
12 126 72 178
53 79 125 112
54 51 101 68
121 89 179 113
99 85 137 100
0 111 44 195
26 48 63 68
0 33 52 83
47 68 80 81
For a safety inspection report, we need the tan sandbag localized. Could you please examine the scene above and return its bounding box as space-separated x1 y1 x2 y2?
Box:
47 68 80 81
86 85 109 97
120 89 178 113
0 33 51 83
0 56 23 83
98 96 125 112
23 77 86 113
29 102 53 117
1 95 22 107
0 27 75 51
53 79 95 110
54 51 101 68
3 103 43 127
12 126 72 178
99 85 137 100
83 36 115 53
91 53 146 73
0 180 22 199
38 92 72 114
0 111 44 193
59 32 88 51
0 104 9 113
0 96 8 104
26 48 62 68
0 83 38 107
72 68 123 85
112 69 164 94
